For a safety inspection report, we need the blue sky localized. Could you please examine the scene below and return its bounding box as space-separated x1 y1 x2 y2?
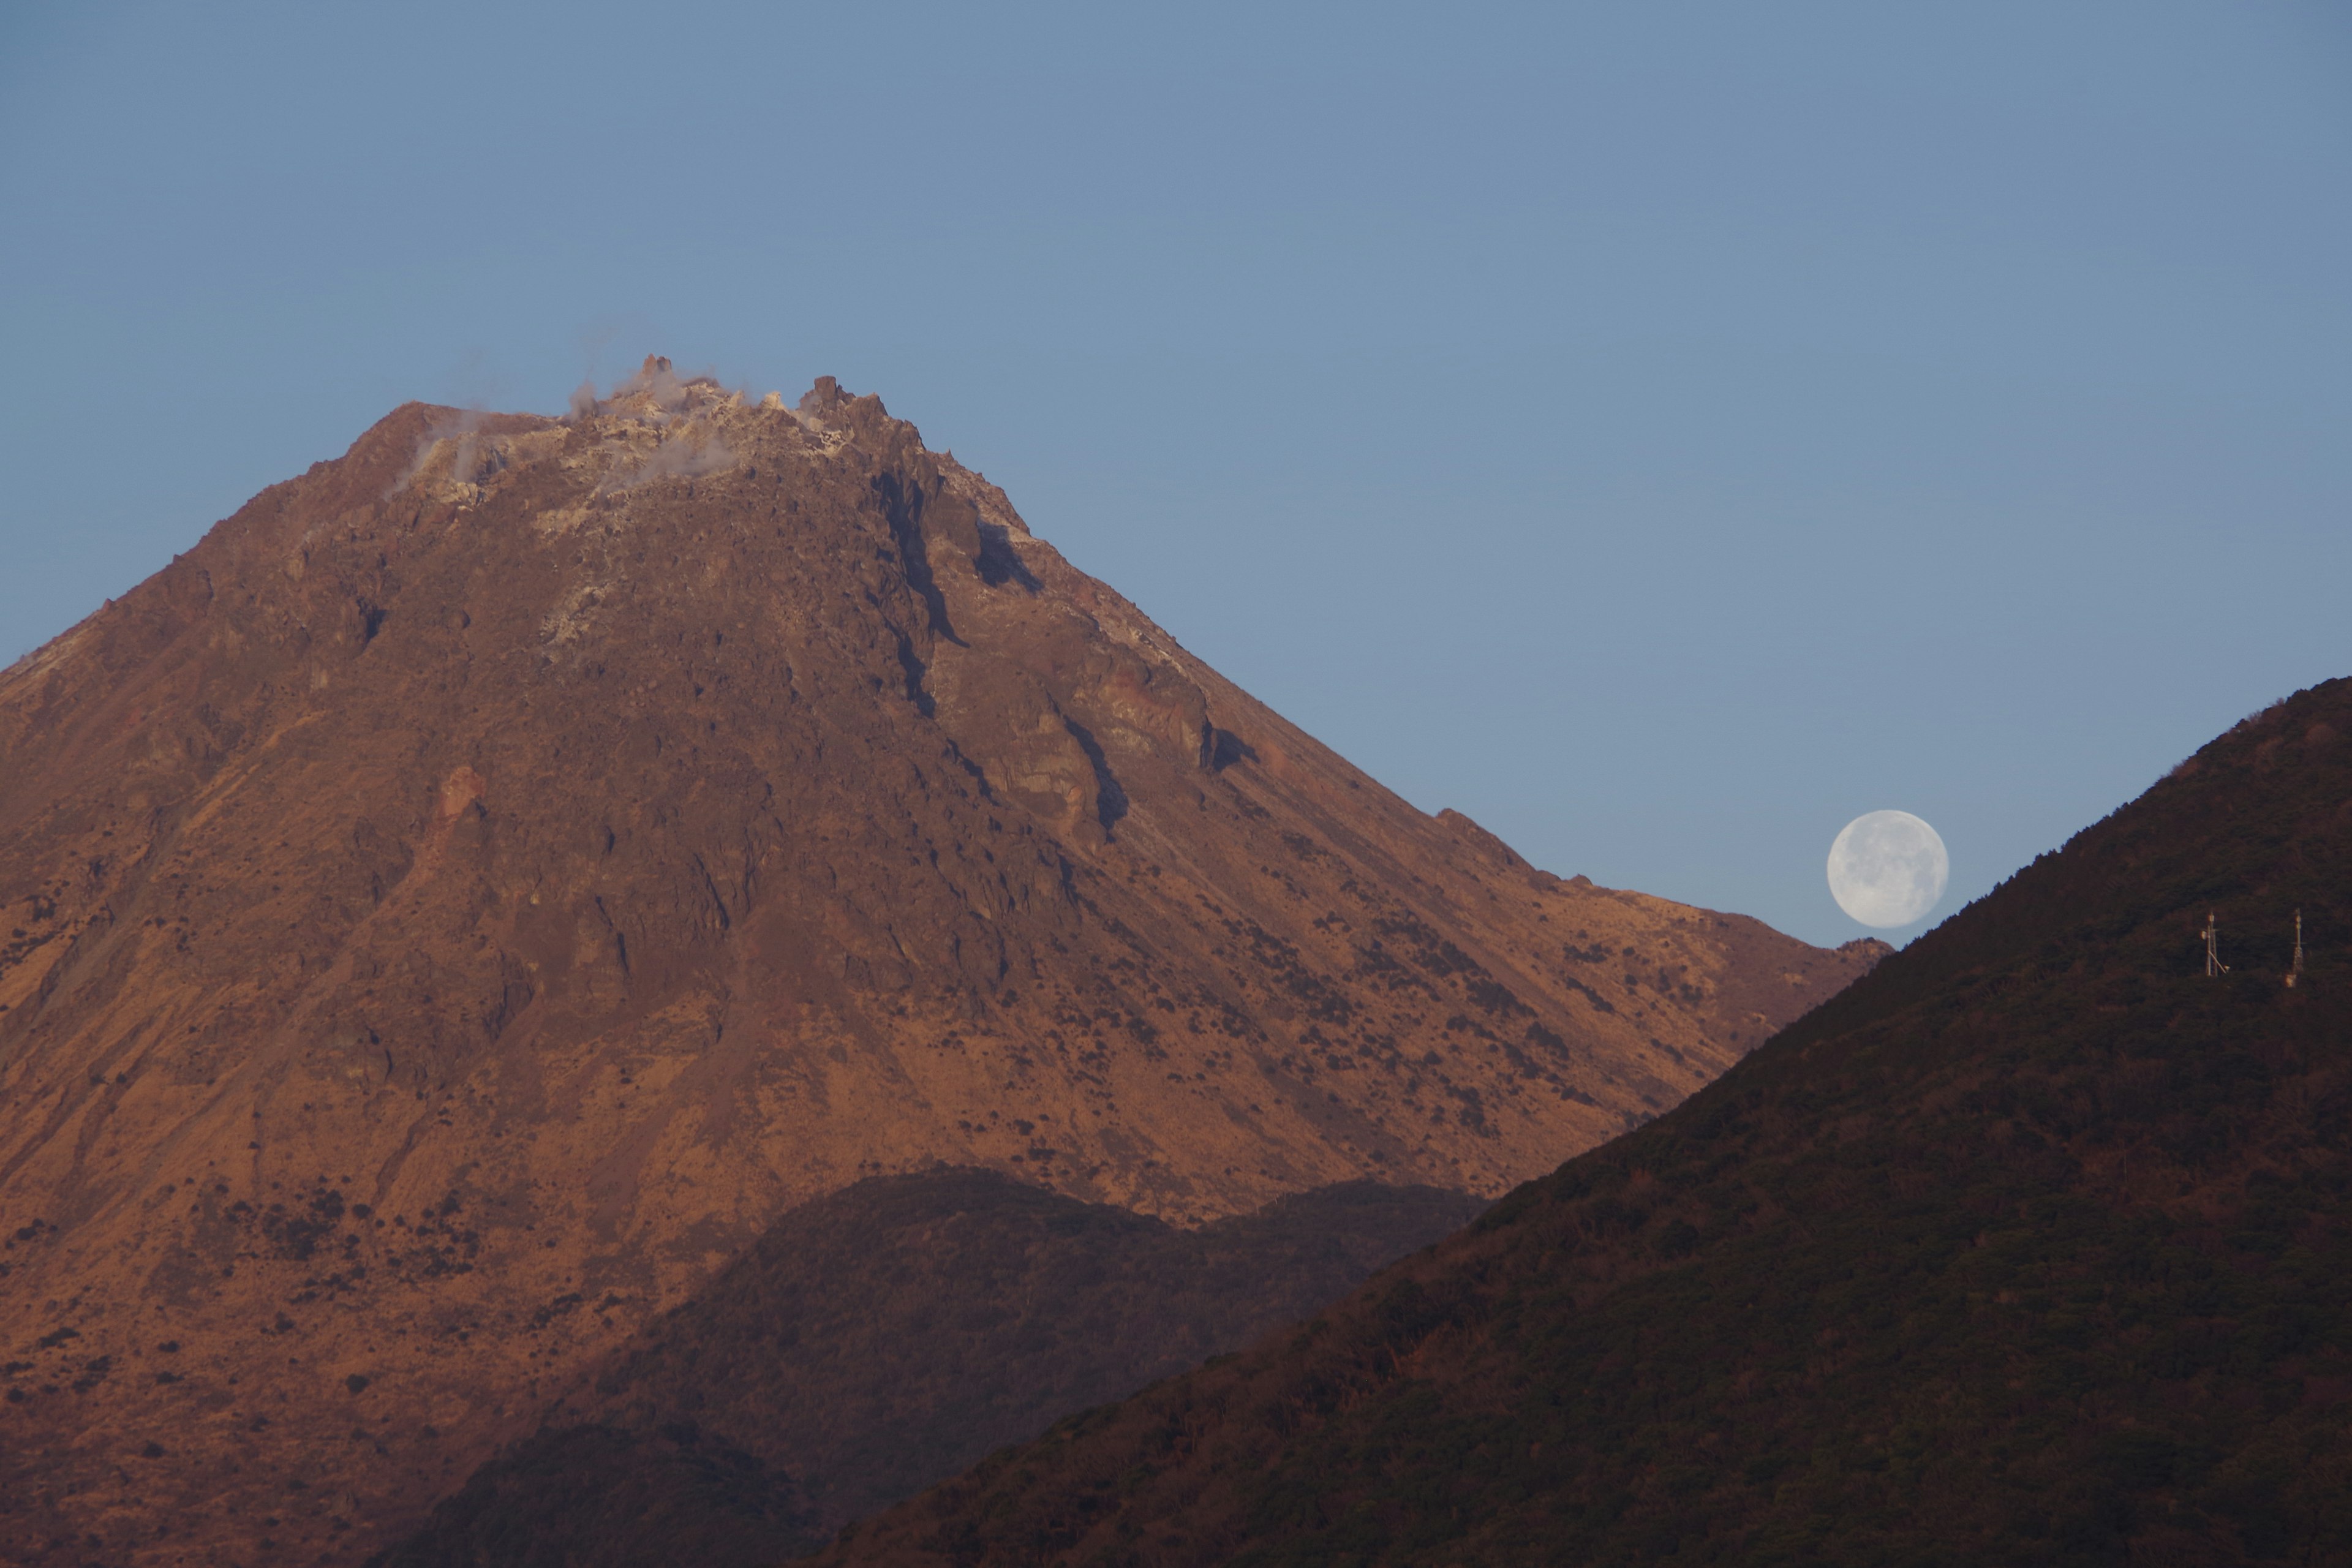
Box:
3 1 2347 947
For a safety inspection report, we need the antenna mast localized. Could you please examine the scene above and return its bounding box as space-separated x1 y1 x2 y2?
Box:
2203 911 2228 977
2287 909 2304 988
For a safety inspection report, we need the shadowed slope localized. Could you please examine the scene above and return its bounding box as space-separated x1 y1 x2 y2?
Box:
0 363 1875 1565
820 680 2352 1567
375 1172 1487 1566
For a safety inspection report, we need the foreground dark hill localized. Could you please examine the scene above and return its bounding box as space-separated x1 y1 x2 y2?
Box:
820 681 2352 1567
0 360 1876 1564
377 1172 1487 1566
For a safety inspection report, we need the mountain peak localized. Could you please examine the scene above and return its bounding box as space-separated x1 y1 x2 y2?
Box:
0 379 1875 1563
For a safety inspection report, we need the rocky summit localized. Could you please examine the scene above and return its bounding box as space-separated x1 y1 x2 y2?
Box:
0 358 1879 1564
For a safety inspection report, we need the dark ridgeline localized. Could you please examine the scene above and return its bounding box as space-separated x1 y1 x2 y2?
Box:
373 1172 1487 1566
815 683 2352 1566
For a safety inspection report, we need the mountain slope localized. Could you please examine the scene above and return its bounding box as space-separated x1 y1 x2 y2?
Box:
375 1171 1487 1566
0 361 1874 1565
818 680 2352 1567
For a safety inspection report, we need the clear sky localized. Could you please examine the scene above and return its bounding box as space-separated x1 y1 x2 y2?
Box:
4 1 2348 948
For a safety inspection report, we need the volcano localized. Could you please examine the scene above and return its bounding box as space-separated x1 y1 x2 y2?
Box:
0 360 1875 1563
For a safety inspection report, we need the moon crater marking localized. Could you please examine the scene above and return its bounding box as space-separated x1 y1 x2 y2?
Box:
1827 810 1948 929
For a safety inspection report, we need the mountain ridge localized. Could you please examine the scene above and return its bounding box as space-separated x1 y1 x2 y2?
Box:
375 1170 1491 1566
816 679 2352 1566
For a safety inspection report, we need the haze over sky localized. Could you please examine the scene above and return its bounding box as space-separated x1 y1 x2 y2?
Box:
3 2 2348 948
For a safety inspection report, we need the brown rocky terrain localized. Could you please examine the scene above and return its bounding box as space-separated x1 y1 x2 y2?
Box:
0 359 1880 1565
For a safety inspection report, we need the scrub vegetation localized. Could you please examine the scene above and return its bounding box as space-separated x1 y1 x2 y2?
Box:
818 679 2352 1567
374 1175 1486 1566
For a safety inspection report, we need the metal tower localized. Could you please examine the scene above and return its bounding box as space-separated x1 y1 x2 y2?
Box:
2203 911 2228 977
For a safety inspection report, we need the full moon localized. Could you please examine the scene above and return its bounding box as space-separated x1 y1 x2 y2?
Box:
1827 810 1949 928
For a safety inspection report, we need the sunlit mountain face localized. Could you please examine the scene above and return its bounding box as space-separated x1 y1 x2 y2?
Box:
0 366 1873 1565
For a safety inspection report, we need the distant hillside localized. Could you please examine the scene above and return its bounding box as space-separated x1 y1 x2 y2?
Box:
819 680 2352 1566
374 1172 1487 1566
